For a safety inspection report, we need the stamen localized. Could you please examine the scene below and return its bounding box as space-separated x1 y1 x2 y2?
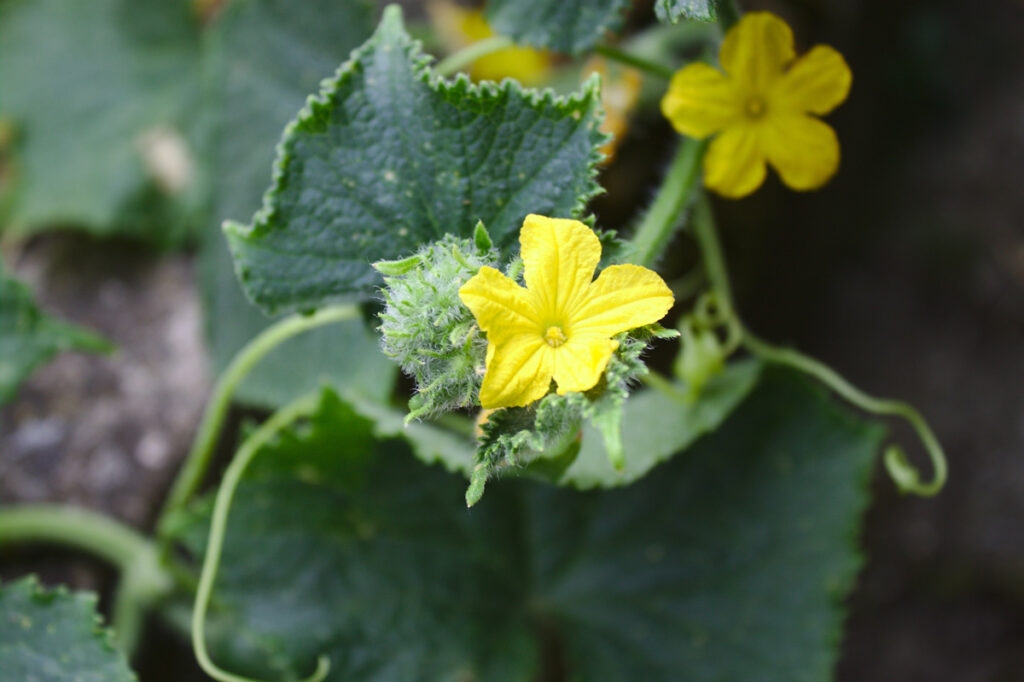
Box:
745 96 766 119
544 325 567 347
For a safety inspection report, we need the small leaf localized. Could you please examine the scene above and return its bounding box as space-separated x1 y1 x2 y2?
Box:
654 0 717 24
0 262 111 405
485 0 632 54
0 0 201 243
0 577 136 681
198 0 392 407
225 4 606 315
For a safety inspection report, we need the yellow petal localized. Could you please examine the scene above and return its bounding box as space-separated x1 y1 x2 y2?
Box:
660 63 742 139
719 12 795 91
761 114 840 191
478 334 553 408
551 335 616 395
520 215 601 323
703 127 766 198
459 266 540 345
773 45 852 115
569 264 674 337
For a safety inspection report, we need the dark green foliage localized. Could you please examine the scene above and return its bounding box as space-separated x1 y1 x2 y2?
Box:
168 369 882 681
225 5 607 314
0 577 136 682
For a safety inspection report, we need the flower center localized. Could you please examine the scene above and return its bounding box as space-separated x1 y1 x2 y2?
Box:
744 95 767 119
543 325 568 348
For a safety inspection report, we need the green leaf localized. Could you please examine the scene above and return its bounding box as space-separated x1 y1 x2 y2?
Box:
654 0 717 24
198 0 393 407
225 4 606 315
169 368 881 680
0 262 111 405
0 0 201 243
172 388 538 681
0 576 136 682
560 357 763 488
484 0 632 54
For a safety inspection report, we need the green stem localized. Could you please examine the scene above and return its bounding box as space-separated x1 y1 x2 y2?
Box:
435 36 515 77
714 0 742 31
691 191 947 496
192 394 330 682
157 305 360 543
0 505 172 654
641 370 689 404
626 138 707 268
593 44 675 80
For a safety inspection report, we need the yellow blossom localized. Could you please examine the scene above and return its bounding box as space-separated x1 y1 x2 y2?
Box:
428 1 552 86
660 12 852 198
459 215 674 409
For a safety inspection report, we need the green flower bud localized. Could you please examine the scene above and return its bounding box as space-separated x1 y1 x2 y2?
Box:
376 232 498 422
675 318 726 403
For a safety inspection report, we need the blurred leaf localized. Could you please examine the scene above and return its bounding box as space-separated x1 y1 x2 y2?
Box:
170 368 881 680
560 357 763 487
654 0 717 24
0 577 135 682
198 0 393 407
0 261 110 405
224 5 606 315
0 0 202 244
485 0 631 54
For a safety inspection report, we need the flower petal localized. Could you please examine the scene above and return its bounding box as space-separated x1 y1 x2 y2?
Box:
570 264 674 337
703 127 767 198
761 114 840 191
551 335 616 395
520 215 601 323
719 12 795 91
479 334 553 408
459 266 540 345
660 63 742 139
773 45 852 115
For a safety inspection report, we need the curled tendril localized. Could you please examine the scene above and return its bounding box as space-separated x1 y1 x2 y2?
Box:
689 190 947 497
191 393 332 682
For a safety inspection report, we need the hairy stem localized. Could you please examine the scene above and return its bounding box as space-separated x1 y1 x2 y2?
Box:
157 305 360 543
626 138 707 268
594 44 675 79
192 393 330 682
435 36 515 77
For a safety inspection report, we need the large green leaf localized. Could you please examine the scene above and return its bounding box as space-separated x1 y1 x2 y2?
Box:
0 0 201 243
0 577 135 682
654 0 717 24
0 262 110 405
225 4 606 315
485 0 631 54
198 0 393 407
171 369 881 680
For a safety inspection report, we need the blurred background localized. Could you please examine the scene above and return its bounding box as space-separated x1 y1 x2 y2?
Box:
2 0 1022 680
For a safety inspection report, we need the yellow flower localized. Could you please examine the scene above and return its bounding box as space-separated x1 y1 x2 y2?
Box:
428 1 552 86
660 12 852 198
459 215 674 409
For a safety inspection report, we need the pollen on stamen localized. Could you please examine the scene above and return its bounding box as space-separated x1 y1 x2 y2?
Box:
544 325 568 348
